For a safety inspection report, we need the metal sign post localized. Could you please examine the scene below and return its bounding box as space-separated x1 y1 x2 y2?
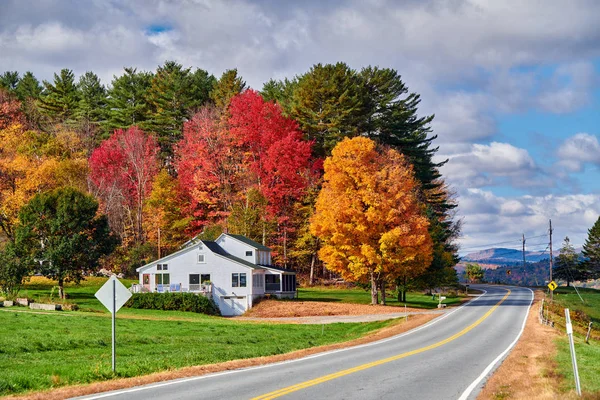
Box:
565 309 582 396
112 278 116 372
95 276 132 373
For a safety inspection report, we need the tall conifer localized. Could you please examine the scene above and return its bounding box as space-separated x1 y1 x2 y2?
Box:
38 69 79 121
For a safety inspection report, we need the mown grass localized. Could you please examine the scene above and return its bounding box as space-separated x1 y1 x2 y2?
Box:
550 286 600 395
297 286 463 309
0 310 390 396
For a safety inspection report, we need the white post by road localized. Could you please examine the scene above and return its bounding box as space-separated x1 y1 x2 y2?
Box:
564 308 582 396
112 278 116 372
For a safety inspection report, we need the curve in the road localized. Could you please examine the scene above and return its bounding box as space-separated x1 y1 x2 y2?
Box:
252 289 511 400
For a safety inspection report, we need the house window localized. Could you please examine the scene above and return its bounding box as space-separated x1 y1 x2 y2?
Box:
252 274 264 288
189 274 200 285
232 273 247 287
201 274 211 283
246 251 253 257
155 273 170 285
198 254 205 263
157 264 168 271
265 275 280 291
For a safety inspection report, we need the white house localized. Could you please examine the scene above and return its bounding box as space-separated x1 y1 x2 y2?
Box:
135 233 297 316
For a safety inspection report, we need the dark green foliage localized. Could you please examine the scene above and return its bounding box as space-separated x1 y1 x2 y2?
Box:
465 263 484 282
210 68 246 112
0 71 19 92
104 67 153 135
15 71 42 101
287 62 364 158
38 69 80 120
0 243 30 299
14 188 118 298
554 236 584 286
261 78 295 104
582 216 600 279
125 292 219 315
75 71 107 123
189 68 216 109
144 61 209 160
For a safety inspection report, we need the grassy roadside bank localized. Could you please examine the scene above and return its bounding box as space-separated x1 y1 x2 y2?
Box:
550 287 600 396
479 287 600 399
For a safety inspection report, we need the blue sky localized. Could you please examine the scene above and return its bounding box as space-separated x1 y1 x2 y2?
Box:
0 0 598 254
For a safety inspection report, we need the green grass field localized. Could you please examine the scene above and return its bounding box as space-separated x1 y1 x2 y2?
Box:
0 308 390 396
551 286 600 395
1 277 414 396
297 286 464 308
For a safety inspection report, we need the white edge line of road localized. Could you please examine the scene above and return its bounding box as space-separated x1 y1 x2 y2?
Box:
457 287 535 400
75 289 489 400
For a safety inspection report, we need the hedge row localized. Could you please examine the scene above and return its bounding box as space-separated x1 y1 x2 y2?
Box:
124 292 220 315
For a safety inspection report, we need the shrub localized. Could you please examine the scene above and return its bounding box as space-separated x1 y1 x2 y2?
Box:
124 292 220 315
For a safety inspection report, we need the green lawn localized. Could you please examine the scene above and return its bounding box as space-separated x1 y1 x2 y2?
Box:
297 286 464 309
0 309 391 396
550 286 600 396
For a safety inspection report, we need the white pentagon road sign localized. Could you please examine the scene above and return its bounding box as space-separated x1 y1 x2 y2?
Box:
95 275 132 314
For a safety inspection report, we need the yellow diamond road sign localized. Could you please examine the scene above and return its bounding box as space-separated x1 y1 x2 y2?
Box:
548 281 558 291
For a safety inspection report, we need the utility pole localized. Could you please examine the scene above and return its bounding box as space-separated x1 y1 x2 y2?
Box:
522 234 526 269
157 227 161 259
549 220 554 301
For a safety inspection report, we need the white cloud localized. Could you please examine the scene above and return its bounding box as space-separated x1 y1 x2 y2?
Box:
557 133 600 172
457 189 600 251
439 142 539 188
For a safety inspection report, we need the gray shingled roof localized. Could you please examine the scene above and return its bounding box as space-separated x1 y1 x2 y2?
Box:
203 241 266 270
227 234 271 251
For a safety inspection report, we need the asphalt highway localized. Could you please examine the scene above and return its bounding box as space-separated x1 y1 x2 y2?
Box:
75 285 533 400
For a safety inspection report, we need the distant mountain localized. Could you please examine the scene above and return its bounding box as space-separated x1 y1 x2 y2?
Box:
462 247 552 264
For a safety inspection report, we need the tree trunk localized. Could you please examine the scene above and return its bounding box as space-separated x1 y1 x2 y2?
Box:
370 271 378 305
58 277 65 300
381 280 386 305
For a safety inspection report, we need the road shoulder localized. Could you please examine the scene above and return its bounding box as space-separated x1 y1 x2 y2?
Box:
478 290 564 399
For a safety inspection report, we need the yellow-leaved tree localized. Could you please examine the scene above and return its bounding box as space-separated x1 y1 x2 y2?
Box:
311 137 433 305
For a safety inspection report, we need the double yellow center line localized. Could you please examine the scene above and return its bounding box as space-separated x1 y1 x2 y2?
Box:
252 289 511 400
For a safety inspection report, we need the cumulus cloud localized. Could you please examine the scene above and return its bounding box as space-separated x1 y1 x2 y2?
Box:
557 133 600 172
438 142 540 188
457 189 600 251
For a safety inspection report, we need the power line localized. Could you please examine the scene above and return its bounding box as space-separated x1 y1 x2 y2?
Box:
460 233 549 252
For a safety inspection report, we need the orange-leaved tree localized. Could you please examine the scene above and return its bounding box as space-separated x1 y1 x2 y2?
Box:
311 137 433 305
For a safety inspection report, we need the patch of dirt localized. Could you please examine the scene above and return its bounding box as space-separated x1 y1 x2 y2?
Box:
5 314 438 400
478 290 579 400
242 299 426 318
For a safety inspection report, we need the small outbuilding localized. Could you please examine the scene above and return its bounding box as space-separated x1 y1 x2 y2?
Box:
135 233 296 316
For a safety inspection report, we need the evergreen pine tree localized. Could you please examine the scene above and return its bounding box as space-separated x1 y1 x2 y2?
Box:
144 61 195 161
287 62 364 158
189 68 216 109
75 71 107 123
15 71 42 101
210 69 246 113
581 216 600 279
104 67 152 135
554 236 583 286
38 69 79 121
0 71 19 92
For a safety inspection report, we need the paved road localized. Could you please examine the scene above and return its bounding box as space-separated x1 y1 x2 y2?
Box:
76 285 533 400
